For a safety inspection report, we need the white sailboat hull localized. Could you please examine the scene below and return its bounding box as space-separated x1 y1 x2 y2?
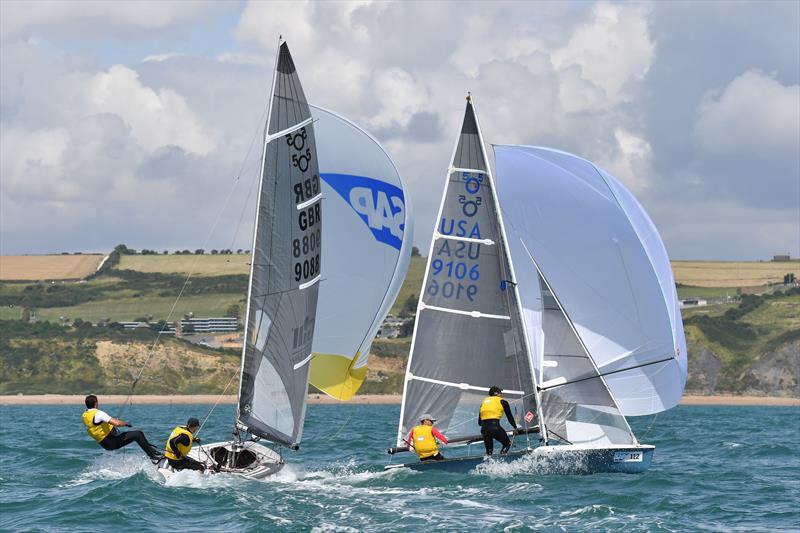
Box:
386 444 655 475
156 441 284 480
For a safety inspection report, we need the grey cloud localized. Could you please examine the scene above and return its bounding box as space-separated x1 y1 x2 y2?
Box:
1 1 797 261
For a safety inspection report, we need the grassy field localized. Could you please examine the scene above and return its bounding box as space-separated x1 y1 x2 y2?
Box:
671 260 798 287
35 293 244 323
117 254 250 277
10 253 798 290
0 255 105 281
390 256 425 315
676 286 739 300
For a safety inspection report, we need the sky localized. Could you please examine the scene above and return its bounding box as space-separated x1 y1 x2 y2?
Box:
1 0 798 260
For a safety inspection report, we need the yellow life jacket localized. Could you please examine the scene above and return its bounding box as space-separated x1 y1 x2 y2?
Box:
412 424 439 459
164 426 194 460
82 408 114 443
480 395 504 421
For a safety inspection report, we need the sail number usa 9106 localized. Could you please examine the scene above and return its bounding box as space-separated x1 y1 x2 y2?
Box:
288 126 321 284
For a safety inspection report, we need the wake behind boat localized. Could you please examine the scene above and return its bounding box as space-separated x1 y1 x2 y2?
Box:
386 95 685 475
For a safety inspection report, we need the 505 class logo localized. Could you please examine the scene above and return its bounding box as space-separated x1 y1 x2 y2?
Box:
321 173 405 251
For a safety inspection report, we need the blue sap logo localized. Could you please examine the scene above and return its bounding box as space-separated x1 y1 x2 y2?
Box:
321 173 405 251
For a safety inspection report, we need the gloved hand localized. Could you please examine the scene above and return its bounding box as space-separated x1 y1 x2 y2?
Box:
124 422 132 427
193 437 202 443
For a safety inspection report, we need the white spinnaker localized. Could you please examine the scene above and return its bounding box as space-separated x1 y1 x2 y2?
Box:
308 105 413 400
494 144 686 416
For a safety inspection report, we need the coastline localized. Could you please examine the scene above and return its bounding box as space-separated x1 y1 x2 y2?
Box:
0 394 797 406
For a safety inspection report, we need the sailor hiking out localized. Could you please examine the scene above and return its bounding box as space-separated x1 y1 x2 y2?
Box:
479 386 518 455
81 394 161 461
406 414 449 461
164 417 208 472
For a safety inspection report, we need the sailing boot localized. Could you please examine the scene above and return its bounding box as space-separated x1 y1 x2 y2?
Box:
500 445 511 455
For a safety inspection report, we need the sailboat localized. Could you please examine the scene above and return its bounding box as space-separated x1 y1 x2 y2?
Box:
158 40 321 479
386 96 685 474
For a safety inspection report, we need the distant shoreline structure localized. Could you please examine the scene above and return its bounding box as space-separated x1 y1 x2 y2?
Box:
1 394 797 406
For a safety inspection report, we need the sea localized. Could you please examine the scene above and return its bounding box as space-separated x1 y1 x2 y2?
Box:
1 403 798 532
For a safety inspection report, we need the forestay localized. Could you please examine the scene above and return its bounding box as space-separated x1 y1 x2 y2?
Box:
397 100 537 445
237 42 321 448
308 105 412 400
494 144 687 417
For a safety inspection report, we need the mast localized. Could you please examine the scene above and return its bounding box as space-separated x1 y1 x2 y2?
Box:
235 37 283 441
470 96 550 444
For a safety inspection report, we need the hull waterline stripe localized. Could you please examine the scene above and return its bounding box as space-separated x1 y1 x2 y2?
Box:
434 232 495 246
293 353 314 370
408 374 524 396
265 116 314 144
538 356 676 391
420 302 510 320
296 193 322 210
298 275 321 290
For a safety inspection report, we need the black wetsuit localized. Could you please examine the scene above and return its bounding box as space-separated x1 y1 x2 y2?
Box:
420 452 445 462
99 428 160 460
167 433 205 472
479 399 518 455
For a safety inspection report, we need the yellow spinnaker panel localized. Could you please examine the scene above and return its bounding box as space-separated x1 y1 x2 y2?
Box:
308 105 412 401
309 353 368 401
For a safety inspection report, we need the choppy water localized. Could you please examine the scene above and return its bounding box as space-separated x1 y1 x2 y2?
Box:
1 403 798 532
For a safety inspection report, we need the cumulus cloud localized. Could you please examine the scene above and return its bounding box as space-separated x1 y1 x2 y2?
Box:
695 69 800 154
0 0 797 260
87 65 216 155
552 1 655 109
0 0 229 42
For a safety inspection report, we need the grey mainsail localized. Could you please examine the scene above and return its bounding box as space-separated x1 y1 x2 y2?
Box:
397 98 537 445
237 42 321 448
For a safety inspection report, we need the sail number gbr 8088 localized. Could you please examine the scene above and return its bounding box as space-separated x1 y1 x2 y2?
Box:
289 126 321 284
427 171 485 303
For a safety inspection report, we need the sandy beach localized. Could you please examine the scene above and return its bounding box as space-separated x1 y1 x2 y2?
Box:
0 394 797 406
0 394 404 406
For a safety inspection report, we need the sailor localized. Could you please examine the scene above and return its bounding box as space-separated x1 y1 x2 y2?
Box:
406 413 449 461
164 418 206 472
478 386 518 455
82 394 161 461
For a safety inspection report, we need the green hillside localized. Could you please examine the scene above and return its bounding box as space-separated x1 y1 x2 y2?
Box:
0 251 797 396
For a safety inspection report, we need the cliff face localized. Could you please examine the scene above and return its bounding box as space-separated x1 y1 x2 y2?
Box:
685 340 800 397
685 344 723 394
743 341 800 397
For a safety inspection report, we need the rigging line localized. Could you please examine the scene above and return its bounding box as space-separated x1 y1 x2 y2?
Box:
538 356 676 392
196 369 240 439
117 176 241 417
117 145 267 419
639 412 660 441
118 95 273 418
325 412 354 441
